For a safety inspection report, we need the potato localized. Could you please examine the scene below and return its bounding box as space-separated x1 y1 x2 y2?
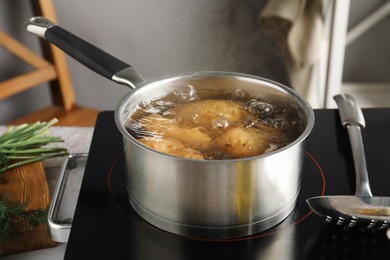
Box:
215 127 275 158
140 138 204 159
139 114 211 148
175 100 247 128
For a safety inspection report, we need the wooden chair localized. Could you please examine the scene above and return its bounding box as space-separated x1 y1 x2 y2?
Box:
0 0 99 126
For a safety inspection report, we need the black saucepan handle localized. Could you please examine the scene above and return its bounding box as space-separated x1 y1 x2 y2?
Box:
46 26 129 80
25 16 144 89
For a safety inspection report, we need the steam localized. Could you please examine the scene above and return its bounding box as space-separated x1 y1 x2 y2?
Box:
181 0 287 83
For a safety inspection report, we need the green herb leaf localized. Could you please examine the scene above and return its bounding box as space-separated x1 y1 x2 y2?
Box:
0 195 47 242
0 118 69 179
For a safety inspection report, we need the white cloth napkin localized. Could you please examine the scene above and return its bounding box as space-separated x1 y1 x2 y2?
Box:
260 0 327 107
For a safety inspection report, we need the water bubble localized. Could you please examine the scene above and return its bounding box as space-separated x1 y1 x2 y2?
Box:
228 89 250 101
141 101 161 114
192 114 200 124
211 116 230 129
173 84 199 102
125 120 152 139
246 99 274 118
273 118 287 128
264 143 279 154
243 118 256 128
139 100 176 116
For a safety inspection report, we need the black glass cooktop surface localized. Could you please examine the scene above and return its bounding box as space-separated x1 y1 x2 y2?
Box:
64 109 390 259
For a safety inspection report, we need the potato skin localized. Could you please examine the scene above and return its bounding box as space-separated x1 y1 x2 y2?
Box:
140 138 204 159
175 100 247 129
139 114 211 148
215 127 272 158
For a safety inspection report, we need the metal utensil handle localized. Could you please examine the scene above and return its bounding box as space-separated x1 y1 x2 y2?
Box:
25 16 145 89
334 94 373 197
47 153 88 243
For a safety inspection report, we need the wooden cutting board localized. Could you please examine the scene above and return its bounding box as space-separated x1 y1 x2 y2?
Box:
0 161 56 256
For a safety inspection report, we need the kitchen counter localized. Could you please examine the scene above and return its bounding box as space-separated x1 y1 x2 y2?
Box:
2 108 390 259
0 126 94 260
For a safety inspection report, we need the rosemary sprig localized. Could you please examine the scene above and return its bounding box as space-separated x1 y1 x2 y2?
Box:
0 118 69 179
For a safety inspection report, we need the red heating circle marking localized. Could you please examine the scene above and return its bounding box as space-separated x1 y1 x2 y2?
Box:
108 152 122 196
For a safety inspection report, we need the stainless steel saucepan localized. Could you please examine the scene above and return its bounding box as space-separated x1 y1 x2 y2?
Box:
26 16 315 239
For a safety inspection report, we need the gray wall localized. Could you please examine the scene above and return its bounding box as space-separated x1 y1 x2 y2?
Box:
1 0 389 124
344 0 390 82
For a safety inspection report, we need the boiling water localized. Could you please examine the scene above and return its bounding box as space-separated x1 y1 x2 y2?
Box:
125 86 305 160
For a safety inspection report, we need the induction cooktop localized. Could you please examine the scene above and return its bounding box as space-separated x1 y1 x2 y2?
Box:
64 109 390 259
